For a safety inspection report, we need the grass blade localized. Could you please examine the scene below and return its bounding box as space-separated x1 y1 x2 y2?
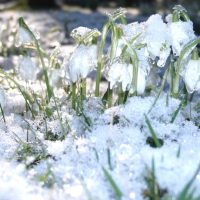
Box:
145 114 162 148
102 167 123 200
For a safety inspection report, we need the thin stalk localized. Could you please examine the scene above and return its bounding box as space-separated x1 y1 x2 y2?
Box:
121 36 139 95
107 82 113 108
0 103 6 123
18 18 68 137
95 22 111 96
72 82 77 110
18 17 52 102
80 78 86 102
117 82 124 105
148 67 169 113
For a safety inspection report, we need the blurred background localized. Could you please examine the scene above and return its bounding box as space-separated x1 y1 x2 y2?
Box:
0 0 199 12
0 0 200 59
0 0 199 32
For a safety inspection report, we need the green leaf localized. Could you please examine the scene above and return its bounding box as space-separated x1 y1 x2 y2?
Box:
102 167 123 200
145 114 162 148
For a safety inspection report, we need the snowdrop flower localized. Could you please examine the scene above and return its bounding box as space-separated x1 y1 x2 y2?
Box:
107 61 132 91
136 67 147 95
71 27 101 45
183 59 200 93
129 49 150 95
167 16 196 56
114 22 146 58
65 44 98 83
119 22 145 42
16 26 33 46
145 14 171 67
19 57 37 81
49 68 63 87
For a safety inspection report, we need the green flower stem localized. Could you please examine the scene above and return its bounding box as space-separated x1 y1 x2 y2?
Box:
95 23 111 97
72 82 77 110
121 36 139 95
18 17 52 102
172 12 179 22
118 83 124 105
18 18 69 137
172 72 179 99
80 78 86 102
191 48 199 60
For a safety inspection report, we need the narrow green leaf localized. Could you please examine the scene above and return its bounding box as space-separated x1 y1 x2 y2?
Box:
145 114 162 148
0 103 6 123
148 67 169 113
102 167 123 200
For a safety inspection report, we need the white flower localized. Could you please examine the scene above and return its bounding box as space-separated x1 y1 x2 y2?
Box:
183 59 200 93
168 19 196 56
49 69 63 87
107 48 149 93
136 67 146 95
145 14 171 67
65 44 97 83
129 49 150 95
19 57 37 81
107 62 132 91
16 27 33 46
119 22 146 42
114 22 145 58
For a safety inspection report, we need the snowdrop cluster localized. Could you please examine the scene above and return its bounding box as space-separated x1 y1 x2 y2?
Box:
11 5 200 112
105 11 197 95
59 5 200 108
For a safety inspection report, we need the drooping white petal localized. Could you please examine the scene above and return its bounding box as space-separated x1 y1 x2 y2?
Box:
66 44 97 83
183 59 200 93
137 67 146 95
107 62 132 91
19 57 37 81
16 27 33 46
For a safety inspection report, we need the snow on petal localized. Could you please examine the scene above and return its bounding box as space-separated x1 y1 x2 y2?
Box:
145 14 171 67
65 44 97 83
168 19 196 56
107 62 132 91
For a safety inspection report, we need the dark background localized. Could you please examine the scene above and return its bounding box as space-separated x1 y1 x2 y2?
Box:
0 0 199 34
0 0 199 11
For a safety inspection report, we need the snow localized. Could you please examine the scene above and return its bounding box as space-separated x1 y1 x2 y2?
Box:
168 19 196 56
0 93 200 200
106 61 132 91
145 14 171 67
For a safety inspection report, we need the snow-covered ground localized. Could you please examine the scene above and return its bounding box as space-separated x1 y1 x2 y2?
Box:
0 93 200 200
